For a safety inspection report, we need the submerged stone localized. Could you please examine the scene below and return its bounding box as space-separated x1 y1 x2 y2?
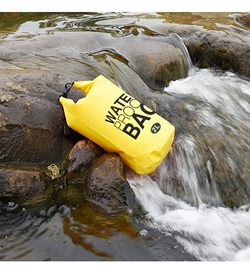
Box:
56 184 86 205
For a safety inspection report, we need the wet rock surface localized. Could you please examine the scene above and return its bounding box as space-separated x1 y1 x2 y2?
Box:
111 39 188 89
136 18 250 79
0 30 188 205
236 13 250 28
67 140 104 179
0 69 79 165
0 168 51 203
86 153 136 212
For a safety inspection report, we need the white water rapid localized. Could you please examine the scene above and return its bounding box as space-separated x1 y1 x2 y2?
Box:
126 68 250 261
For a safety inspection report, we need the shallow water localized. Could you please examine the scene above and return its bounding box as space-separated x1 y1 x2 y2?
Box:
0 200 196 261
0 12 246 40
0 12 250 261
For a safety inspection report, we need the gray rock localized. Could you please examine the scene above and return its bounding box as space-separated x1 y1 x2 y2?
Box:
111 38 188 89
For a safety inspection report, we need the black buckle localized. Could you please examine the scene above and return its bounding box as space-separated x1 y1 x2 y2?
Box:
58 82 74 101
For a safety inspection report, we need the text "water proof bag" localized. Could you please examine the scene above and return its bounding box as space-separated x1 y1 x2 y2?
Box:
59 75 175 174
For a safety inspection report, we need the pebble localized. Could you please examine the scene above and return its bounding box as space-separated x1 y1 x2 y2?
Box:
39 209 47 217
47 164 61 180
139 229 149 236
3 202 18 212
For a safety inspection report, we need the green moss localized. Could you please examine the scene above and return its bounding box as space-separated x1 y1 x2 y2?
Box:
56 184 86 205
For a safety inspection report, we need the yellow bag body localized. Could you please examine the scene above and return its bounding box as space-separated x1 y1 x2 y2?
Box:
59 75 175 174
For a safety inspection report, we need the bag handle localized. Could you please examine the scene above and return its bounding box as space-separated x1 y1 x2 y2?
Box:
58 79 95 102
58 82 74 101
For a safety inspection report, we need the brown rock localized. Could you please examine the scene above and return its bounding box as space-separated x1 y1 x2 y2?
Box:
0 69 84 165
134 20 250 79
67 140 104 178
236 13 250 28
0 169 51 203
86 153 135 212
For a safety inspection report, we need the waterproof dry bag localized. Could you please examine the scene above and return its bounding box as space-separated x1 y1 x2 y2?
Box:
59 75 175 174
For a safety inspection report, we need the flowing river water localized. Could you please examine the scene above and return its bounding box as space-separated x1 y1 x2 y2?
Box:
127 67 250 261
0 12 250 261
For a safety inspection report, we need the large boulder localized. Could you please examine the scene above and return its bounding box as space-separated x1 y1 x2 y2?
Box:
111 38 188 89
0 31 189 90
0 32 189 166
0 30 189 206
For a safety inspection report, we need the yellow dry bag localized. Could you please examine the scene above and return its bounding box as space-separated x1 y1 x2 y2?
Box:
59 75 175 174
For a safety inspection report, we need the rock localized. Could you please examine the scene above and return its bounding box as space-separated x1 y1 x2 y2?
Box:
47 164 61 180
236 13 250 28
112 38 188 89
0 30 188 91
0 69 83 165
0 168 51 203
67 140 104 179
185 32 243 75
135 20 250 79
85 153 136 212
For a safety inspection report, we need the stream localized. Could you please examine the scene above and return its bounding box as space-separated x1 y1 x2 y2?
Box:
127 67 250 261
0 12 250 261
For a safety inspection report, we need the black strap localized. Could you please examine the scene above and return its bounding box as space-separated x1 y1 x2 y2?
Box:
58 82 74 101
63 123 86 142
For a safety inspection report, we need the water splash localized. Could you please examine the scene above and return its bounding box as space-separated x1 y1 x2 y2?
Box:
126 68 250 261
168 33 194 72
127 171 250 261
